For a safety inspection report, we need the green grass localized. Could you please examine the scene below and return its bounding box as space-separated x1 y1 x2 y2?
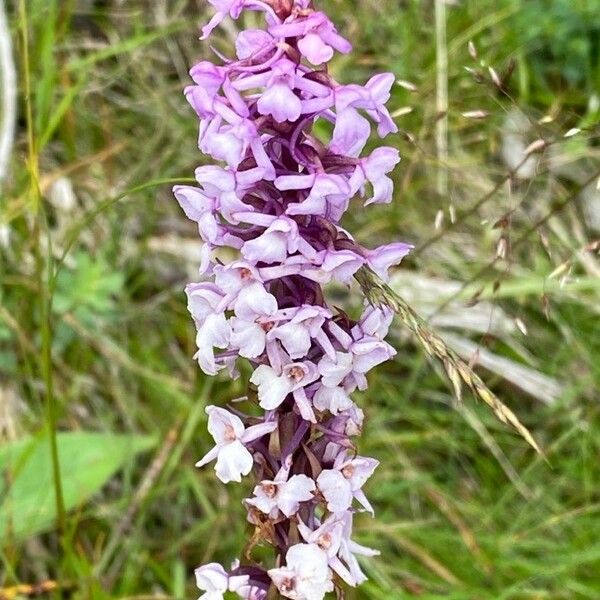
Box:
2 0 600 598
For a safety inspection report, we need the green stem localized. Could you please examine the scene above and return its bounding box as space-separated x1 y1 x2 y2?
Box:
18 0 66 538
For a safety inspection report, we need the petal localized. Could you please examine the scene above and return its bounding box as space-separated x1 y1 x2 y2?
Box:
267 566 297 598
241 231 288 264
250 365 292 410
331 108 370 157
242 420 278 443
313 386 353 415
257 83 302 123
214 439 254 483
173 186 213 222
347 538 380 557
277 474 315 516
201 313 231 348
285 192 327 217
227 574 250 593
350 337 395 370
318 352 354 387
365 72 395 104
200 11 225 40
366 242 413 281
195 165 236 193
317 470 353 513
195 445 219 468
195 563 229 593
354 488 374 515
274 322 312 359
293 388 317 424
274 174 315 191
298 33 333 65
236 28 273 59
320 250 364 283
339 544 369 586
235 283 278 320
347 457 379 490
194 340 219 376
206 132 245 168
329 556 357 587
366 174 393 205
230 319 266 358
246 486 278 514
206 405 245 442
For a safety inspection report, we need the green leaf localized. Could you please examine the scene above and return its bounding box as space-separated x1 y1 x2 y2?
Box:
0 432 155 541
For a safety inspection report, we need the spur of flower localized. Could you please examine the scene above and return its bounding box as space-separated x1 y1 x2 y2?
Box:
175 1 411 598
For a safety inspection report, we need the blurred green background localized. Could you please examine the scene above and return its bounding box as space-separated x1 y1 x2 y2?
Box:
2 0 600 598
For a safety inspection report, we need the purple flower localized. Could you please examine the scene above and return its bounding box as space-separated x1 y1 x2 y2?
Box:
201 0 245 40
330 108 371 157
241 217 312 264
349 147 401 205
270 12 352 65
275 173 351 222
186 283 231 375
173 186 221 244
336 73 398 137
235 29 274 60
257 60 303 123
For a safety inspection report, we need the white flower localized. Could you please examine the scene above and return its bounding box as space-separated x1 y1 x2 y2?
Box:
186 283 231 376
250 362 319 422
195 563 249 600
312 385 354 415
268 543 334 600
247 462 315 517
316 452 379 514
196 406 277 483
297 512 379 587
317 351 354 388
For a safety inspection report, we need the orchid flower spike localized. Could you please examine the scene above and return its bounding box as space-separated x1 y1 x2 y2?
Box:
177 1 410 598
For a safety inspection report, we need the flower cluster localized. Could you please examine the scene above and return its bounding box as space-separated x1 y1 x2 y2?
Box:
175 1 411 598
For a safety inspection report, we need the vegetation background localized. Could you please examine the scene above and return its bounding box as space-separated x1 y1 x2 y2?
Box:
2 0 600 598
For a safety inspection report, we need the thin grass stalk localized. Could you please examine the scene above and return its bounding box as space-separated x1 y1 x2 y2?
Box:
435 0 448 200
0 0 16 187
18 0 67 542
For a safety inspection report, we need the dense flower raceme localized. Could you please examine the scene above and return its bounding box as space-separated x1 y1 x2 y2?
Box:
175 1 412 598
